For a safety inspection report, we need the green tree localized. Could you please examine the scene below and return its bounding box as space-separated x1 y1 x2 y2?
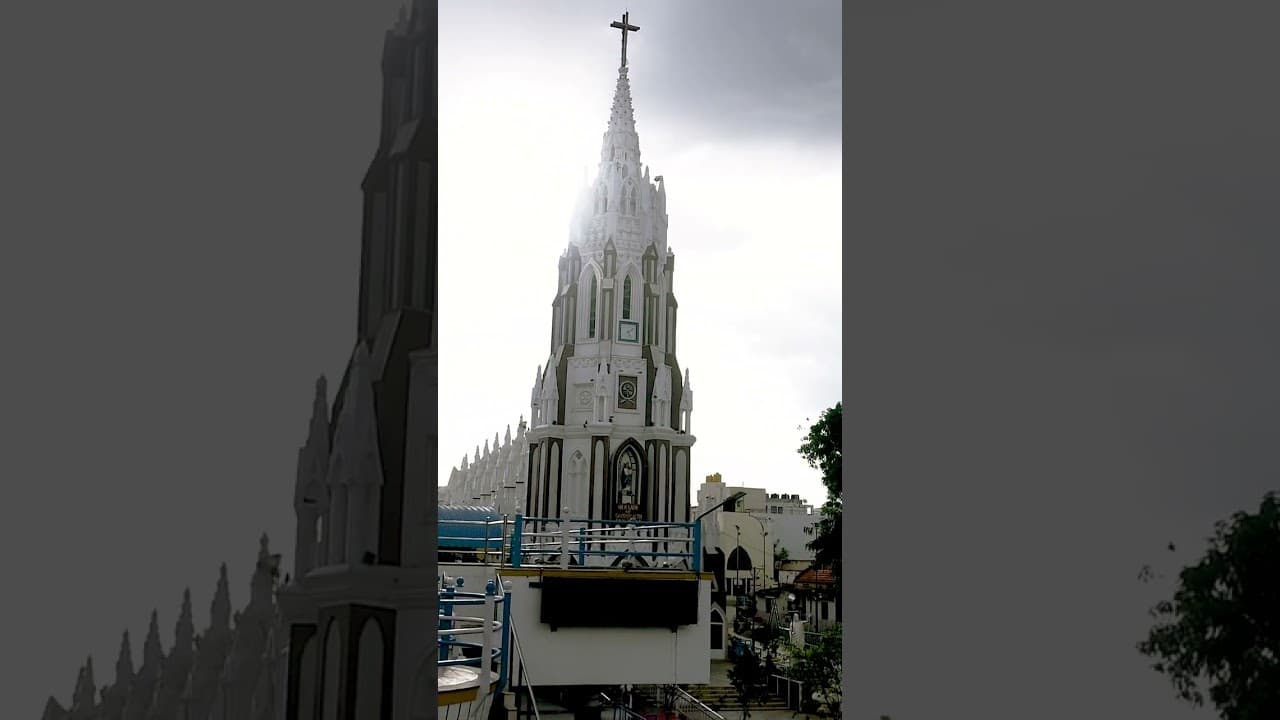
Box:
789 624 842 718
800 403 842 577
1137 492 1280 720
773 542 790 583
728 644 770 720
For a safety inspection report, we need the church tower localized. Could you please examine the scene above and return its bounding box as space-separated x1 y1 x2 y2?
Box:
525 12 696 526
278 2 438 719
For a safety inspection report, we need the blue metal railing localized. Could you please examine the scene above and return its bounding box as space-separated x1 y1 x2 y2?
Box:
437 576 512 693
509 515 702 571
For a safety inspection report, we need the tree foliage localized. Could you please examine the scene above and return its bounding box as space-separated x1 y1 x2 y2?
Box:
800 402 842 576
789 624 842 718
1137 492 1280 720
728 643 770 720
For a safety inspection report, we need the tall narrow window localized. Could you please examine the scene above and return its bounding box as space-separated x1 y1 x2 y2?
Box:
622 276 632 320
589 275 598 338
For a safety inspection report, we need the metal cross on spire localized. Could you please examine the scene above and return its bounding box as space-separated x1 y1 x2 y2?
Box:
610 11 640 67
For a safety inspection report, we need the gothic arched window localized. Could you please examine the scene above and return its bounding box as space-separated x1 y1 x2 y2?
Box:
622 276 633 320
627 185 638 215
589 275 598 339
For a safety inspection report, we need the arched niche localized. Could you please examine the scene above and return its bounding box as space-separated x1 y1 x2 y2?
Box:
353 619 384 720
296 635 318 720
610 440 647 522
320 620 341 720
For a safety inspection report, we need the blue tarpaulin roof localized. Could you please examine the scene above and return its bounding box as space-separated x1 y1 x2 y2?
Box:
438 505 501 550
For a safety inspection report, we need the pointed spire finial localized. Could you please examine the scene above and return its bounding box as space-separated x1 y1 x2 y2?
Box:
116 629 134 681
143 609 164 668
72 656 96 709
212 562 232 630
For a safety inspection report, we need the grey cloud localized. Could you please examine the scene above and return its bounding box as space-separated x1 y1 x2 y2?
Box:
639 0 841 144
439 0 842 146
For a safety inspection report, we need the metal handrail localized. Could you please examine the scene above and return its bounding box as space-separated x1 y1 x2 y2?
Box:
437 581 511 692
497 572 541 720
765 674 807 712
659 685 725 720
597 692 648 720
510 515 702 570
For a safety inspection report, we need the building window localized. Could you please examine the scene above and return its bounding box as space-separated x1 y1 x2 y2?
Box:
622 276 632 320
589 275 598 338
821 602 829 620
727 547 753 572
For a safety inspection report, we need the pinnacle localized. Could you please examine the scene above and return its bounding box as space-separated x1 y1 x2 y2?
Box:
116 629 134 679
600 63 640 164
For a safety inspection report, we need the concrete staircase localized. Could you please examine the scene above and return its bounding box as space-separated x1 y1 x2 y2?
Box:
677 684 791 714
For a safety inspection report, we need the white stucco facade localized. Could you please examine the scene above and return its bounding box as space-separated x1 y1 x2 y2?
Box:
695 475 819 588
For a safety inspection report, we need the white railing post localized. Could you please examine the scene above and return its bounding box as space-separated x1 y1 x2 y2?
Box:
560 519 571 569
480 592 495 691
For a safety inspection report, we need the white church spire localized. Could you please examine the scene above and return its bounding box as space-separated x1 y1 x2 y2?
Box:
600 61 640 165
443 12 693 528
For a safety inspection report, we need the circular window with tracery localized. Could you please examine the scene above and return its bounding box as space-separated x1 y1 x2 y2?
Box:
619 379 637 402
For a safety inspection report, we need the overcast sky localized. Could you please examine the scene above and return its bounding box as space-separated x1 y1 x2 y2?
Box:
436 0 842 509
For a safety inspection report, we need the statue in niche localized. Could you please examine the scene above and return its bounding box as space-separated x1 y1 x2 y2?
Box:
617 450 638 507
652 365 671 428
542 368 559 424
616 448 640 515
594 362 610 422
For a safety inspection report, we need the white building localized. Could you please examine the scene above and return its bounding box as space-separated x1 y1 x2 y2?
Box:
693 473 823 657
443 37 697 531
695 474 819 589
761 492 819 566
